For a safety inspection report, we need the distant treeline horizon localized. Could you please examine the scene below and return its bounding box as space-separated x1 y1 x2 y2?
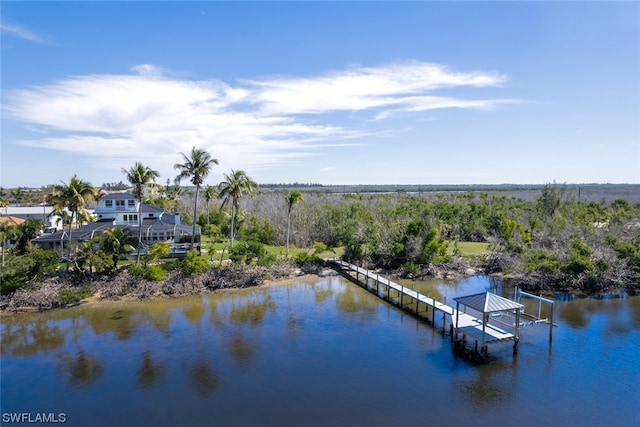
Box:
4 183 640 206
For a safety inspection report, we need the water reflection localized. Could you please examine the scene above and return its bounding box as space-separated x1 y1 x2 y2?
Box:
335 284 377 314
286 286 303 338
455 359 519 407
208 297 224 329
230 293 276 326
85 308 141 341
56 350 104 388
185 358 220 397
1 319 65 357
1 276 638 427
314 289 333 304
226 334 255 365
182 297 206 325
144 301 172 336
137 351 166 389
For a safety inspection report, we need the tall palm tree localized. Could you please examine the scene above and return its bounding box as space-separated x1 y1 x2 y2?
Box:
285 190 304 256
217 170 258 247
174 147 218 249
203 185 218 229
48 175 98 271
122 162 160 265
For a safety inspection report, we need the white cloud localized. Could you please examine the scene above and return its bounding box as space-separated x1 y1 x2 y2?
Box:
1 23 46 44
130 64 164 77
243 61 509 115
374 96 521 120
4 61 520 179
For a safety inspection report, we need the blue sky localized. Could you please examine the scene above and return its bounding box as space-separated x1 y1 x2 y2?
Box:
1 1 639 188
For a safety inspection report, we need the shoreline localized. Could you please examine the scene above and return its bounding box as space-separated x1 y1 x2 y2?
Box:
2 260 636 316
0 267 341 316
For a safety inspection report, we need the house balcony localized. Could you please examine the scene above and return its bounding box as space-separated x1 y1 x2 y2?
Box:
95 206 138 214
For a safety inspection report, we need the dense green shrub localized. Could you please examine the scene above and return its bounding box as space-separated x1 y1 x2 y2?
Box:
145 242 170 267
524 249 560 274
608 237 640 276
181 250 209 275
229 240 274 266
239 218 276 245
561 239 595 275
295 251 323 266
403 261 420 276
143 265 166 281
84 250 112 274
419 227 451 264
202 224 222 241
129 265 144 276
59 285 92 304
562 257 594 275
15 218 43 254
0 249 60 294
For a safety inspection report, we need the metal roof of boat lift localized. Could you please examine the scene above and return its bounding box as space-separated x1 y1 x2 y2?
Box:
454 292 524 314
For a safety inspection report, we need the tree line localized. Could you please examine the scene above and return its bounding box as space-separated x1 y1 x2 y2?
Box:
2 147 639 297
216 184 640 291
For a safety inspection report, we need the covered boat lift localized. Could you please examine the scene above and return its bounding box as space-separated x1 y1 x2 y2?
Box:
453 292 524 355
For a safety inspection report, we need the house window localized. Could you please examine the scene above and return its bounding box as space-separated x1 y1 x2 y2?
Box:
128 200 135 207
116 200 125 208
105 200 113 208
123 214 138 223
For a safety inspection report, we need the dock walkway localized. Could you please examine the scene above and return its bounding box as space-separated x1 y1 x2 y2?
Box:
330 260 516 345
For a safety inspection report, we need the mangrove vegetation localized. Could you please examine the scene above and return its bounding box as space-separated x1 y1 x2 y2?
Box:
1 176 639 312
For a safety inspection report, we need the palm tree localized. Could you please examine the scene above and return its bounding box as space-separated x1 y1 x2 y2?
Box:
122 162 160 265
217 170 258 247
100 227 136 270
10 188 23 206
285 191 304 256
174 147 218 249
48 175 98 271
203 185 218 230
161 181 183 214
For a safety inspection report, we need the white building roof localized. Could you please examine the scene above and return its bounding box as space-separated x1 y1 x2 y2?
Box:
454 292 523 313
4 206 55 215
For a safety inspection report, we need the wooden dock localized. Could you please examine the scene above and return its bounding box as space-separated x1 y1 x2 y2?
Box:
330 260 520 353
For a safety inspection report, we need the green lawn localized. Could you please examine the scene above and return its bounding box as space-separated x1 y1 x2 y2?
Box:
202 236 485 260
448 241 491 256
200 236 344 261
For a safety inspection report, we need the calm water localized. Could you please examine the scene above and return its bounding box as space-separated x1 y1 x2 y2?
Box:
1 275 639 426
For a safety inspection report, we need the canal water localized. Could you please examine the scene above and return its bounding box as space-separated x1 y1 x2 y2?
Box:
1 274 638 426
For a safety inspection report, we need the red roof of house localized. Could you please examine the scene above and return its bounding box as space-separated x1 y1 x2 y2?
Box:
0 216 26 226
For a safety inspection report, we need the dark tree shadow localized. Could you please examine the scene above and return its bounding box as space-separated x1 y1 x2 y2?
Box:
56 350 104 388
137 350 166 389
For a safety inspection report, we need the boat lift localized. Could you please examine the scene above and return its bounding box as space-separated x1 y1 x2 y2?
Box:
491 287 556 342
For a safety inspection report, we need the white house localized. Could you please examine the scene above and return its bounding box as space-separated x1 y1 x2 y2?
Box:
2 205 69 231
31 192 199 256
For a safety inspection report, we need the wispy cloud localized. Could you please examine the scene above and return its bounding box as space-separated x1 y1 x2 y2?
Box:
1 23 47 44
243 62 510 116
4 61 521 177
